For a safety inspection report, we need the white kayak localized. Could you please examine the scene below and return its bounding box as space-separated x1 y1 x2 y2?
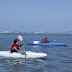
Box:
0 51 47 58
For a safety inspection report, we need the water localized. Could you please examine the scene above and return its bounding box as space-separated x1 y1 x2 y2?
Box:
0 33 72 72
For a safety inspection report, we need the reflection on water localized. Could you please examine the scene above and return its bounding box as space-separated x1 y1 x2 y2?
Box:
0 57 47 72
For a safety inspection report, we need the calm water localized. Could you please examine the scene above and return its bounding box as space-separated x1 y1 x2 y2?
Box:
0 33 72 72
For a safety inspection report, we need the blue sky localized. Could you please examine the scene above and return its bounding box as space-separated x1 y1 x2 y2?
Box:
0 0 72 33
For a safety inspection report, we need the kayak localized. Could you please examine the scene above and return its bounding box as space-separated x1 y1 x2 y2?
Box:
0 51 47 58
27 43 69 46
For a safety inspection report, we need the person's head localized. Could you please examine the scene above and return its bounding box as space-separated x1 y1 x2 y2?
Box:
14 39 19 45
45 37 47 40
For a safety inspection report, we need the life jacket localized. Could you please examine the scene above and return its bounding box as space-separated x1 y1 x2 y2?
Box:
11 44 19 53
43 39 47 43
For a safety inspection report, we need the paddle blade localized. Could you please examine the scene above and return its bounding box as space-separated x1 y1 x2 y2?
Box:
18 35 23 42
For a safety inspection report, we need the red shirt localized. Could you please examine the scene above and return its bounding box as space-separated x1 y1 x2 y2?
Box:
43 39 47 43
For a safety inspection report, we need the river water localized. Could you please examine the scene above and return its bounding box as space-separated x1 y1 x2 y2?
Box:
0 33 72 72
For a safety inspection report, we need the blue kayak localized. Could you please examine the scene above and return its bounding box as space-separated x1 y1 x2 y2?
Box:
27 43 69 46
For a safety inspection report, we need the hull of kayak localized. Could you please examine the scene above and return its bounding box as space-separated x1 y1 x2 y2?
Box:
27 43 69 46
0 51 47 58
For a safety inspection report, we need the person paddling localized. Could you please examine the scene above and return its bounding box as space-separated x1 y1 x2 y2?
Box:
42 37 49 43
11 39 25 53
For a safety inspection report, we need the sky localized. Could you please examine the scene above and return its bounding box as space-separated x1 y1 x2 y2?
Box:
0 0 72 33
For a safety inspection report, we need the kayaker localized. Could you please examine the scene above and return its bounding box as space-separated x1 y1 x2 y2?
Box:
42 37 49 43
11 39 25 53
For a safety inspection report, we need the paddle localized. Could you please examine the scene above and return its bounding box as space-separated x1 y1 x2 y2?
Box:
18 35 23 42
18 35 28 60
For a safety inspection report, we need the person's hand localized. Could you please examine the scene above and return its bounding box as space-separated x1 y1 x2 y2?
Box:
21 43 23 45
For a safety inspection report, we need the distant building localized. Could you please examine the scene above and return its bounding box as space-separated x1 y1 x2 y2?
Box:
41 31 44 33
35 32 40 34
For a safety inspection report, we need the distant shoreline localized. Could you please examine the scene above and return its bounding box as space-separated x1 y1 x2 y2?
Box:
0 32 72 34
0 31 72 34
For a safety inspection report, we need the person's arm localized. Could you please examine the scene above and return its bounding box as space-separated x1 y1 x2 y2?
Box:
13 46 25 53
12 46 21 52
18 43 23 47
